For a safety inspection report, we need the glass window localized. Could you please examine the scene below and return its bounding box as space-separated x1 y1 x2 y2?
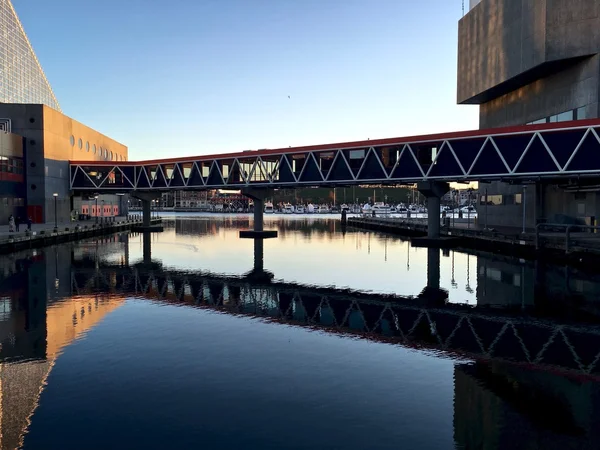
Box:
529 118 547 125
70 135 75 146
86 141 90 152
549 115 558 123
349 149 365 159
93 144 97 154
99 147 103 157
576 107 587 120
110 151 113 160
488 195 503 205
556 110 574 122
78 138 83 149
515 193 522 204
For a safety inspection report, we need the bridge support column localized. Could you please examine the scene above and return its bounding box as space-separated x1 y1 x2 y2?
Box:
239 188 278 239
131 192 163 231
417 181 450 239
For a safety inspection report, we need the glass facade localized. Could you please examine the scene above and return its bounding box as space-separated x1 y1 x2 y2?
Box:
0 0 60 110
527 107 585 125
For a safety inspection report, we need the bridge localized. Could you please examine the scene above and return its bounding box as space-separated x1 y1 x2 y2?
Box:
69 119 600 238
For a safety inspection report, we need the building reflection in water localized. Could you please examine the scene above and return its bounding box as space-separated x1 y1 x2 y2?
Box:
1 219 600 447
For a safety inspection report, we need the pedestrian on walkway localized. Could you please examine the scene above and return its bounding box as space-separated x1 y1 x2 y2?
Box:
27 217 32 231
8 215 15 232
15 216 20 232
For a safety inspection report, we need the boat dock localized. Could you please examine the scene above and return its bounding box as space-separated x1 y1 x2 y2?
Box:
346 216 600 263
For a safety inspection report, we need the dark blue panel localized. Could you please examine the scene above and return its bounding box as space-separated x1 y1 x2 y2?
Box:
278 156 295 183
390 148 423 179
565 131 600 171
137 169 151 188
514 135 559 173
121 166 135 187
358 150 387 180
73 167 96 188
153 167 168 188
540 129 586 169
206 162 224 186
187 164 204 187
299 154 323 182
450 138 486 173
428 144 463 177
227 160 244 184
493 134 534 171
170 165 185 187
327 154 353 181
469 140 507 175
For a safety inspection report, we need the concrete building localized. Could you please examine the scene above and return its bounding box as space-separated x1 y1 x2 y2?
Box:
0 0 126 224
458 0 600 228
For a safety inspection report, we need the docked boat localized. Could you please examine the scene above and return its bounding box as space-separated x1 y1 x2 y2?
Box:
372 202 391 214
306 204 315 213
283 204 294 214
264 202 274 213
341 204 350 212
318 205 330 214
296 205 305 214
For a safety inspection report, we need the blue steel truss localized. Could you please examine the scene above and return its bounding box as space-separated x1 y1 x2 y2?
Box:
70 120 600 191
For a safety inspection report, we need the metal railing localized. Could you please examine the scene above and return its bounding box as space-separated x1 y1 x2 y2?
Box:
535 223 600 253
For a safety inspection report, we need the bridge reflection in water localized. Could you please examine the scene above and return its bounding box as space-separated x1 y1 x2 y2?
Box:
2 229 600 448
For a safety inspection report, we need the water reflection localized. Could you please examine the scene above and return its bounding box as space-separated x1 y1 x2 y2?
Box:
1 217 600 449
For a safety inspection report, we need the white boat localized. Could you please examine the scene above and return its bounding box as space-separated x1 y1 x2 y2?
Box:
283 204 294 214
306 204 315 214
318 205 330 214
295 205 305 214
372 202 391 214
340 204 350 212
264 202 274 213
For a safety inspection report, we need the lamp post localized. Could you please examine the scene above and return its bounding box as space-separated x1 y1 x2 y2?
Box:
53 193 58 232
94 195 99 224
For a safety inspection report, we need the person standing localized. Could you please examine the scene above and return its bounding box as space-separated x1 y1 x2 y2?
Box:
15 216 20 232
8 215 15 232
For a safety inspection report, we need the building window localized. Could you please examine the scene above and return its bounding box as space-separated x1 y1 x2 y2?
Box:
70 135 75 146
93 144 97 154
515 194 522 204
86 141 90 152
78 138 83 149
576 107 587 120
556 111 574 122
99 147 103 157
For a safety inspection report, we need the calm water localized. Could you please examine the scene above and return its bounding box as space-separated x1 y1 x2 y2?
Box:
2 214 600 449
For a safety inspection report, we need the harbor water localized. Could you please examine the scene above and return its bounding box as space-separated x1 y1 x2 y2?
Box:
2 214 600 449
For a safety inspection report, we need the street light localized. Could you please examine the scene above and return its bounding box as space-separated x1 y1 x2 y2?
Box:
94 195 99 224
53 193 58 232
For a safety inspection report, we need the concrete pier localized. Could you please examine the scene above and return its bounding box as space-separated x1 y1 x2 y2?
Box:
417 181 450 239
239 188 278 239
132 192 164 232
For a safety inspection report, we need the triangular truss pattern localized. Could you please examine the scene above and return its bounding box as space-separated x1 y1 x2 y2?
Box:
206 161 224 186
326 151 354 181
169 164 186 187
67 265 600 378
187 162 204 187
298 153 324 182
427 142 465 178
69 122 600 191
357 148 388 180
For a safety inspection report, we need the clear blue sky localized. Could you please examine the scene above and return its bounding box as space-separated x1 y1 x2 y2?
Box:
17 0 478 160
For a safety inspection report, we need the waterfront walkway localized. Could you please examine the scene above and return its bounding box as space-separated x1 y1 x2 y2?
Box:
0 216 130 238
